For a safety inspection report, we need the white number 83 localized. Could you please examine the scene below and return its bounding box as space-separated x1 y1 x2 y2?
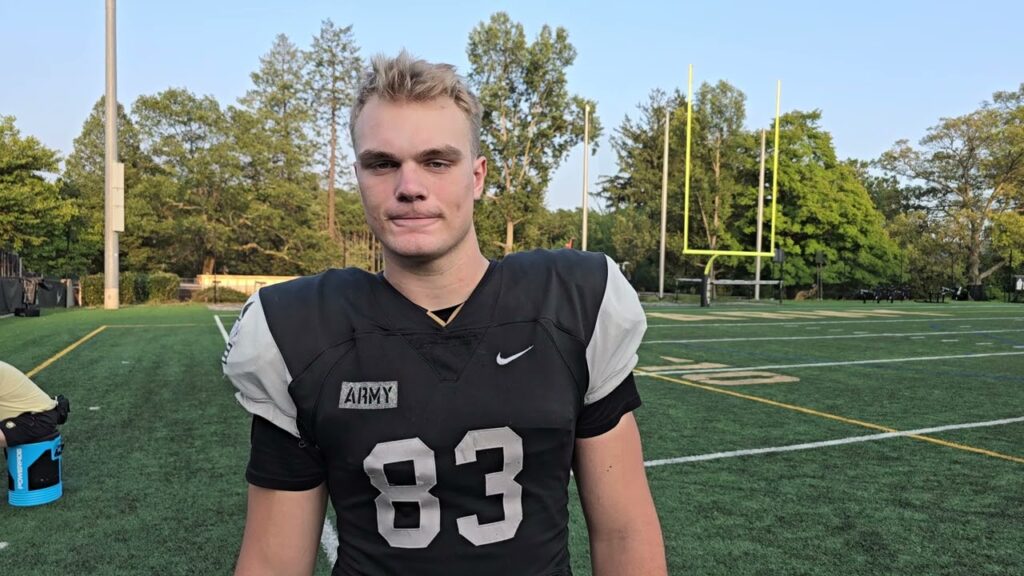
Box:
362 426 524 548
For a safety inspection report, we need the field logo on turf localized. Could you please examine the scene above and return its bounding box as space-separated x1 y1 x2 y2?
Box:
640 356 799 386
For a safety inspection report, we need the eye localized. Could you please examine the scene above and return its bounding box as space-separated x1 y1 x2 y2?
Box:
369 160 398 171
425 160 451 170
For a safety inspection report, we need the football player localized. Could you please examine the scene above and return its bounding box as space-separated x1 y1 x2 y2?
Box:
224 51 666 576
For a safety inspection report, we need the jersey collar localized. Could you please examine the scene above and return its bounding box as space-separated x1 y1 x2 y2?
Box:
374 260 501 332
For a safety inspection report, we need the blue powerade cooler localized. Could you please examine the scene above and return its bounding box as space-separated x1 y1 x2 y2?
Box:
5 434 63 506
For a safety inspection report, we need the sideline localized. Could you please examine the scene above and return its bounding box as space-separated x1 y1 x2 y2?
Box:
214 315 230 342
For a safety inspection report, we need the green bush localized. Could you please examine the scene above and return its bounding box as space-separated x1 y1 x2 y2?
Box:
81 275 104 307
81 272 172 305
148 272 180 302
192 286 248 303
119 272 149 305
135 273 151 303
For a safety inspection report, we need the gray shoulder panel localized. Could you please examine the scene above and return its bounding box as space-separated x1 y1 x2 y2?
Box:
222 291 298 436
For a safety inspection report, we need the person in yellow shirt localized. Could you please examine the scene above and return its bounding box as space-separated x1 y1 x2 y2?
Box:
0 361 69 448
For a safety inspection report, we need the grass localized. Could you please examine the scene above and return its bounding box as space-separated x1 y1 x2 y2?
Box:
1 301 1022 575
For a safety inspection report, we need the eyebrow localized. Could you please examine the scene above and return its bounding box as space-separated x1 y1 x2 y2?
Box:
356 146 465 167
356 149 399 166
414 146 463 163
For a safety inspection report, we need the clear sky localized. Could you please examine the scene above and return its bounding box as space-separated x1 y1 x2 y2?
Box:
2 1 1021 210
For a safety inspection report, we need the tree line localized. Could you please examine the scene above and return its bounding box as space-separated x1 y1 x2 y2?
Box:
2 12 1022 295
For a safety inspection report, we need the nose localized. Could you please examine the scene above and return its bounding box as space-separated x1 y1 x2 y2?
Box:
395 163 428 203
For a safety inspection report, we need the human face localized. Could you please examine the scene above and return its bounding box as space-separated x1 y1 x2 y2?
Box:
353 97 486 265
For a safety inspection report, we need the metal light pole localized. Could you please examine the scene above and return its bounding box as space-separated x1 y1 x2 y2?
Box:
658 108 670 299
754 129 766 300
104 0 121 309
581 104 590 251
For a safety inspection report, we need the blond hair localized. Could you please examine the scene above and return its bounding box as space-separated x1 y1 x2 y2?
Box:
350 51 483 156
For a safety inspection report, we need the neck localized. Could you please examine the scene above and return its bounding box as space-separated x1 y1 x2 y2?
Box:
382 234 490 311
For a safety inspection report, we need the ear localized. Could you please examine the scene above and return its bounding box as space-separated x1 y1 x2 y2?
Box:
472 156 487 200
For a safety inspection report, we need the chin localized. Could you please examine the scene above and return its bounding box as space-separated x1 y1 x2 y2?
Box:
384 238 449 261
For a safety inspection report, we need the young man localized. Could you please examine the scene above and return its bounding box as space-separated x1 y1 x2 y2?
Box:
223 51 666 576
0 361 70 448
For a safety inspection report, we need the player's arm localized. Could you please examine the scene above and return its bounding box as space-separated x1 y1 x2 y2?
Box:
574 255 666 575
235 483 327 576
574 411 666 576
224 293 329 575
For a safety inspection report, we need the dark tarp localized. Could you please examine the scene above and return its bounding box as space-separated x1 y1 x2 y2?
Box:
0 278 69 315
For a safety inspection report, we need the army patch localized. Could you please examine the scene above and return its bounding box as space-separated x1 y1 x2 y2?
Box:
340 381 398 410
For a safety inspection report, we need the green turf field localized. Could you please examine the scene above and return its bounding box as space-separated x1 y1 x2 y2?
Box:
1 301 1022 575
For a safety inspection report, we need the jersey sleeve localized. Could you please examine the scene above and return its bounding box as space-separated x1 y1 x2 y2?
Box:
246 415 326 490
222 291 300 438
583 255 647 406
575 373 641 438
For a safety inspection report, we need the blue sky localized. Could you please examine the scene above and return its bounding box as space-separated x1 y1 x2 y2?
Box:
2 1 1021 209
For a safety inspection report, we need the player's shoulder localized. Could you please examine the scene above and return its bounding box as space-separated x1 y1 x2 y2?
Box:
500 248 610 282
258 267 377 311
249 267 382 372
495 249 622 340
498 249 613 302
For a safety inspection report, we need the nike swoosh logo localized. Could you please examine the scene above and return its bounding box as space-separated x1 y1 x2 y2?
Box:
496 345 534 366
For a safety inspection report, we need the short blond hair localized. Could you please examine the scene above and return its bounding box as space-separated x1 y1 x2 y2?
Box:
350 51 483 156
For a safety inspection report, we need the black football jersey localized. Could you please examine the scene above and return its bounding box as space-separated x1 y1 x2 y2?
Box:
223 249 647 575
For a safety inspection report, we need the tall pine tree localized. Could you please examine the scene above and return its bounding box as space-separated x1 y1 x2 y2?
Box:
305 19 363 242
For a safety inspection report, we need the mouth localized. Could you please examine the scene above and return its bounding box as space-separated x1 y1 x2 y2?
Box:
387 214 442 228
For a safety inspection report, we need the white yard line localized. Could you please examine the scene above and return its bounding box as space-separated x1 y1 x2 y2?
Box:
647 315 1024 329
645 351 1024 375
644 416 1024 467
213 315 230 343
0 314 12 320
215 316 336 564
321 518 339 565
644 328 1024 345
